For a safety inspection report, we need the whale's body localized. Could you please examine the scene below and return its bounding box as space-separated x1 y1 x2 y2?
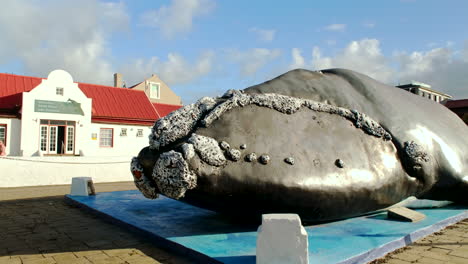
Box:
131 69 468 222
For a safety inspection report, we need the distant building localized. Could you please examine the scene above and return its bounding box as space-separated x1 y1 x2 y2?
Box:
444 99 468 125
0 70 182 157
396 81 452 103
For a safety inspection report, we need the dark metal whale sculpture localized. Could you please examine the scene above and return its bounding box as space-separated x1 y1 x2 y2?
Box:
131 68 468 222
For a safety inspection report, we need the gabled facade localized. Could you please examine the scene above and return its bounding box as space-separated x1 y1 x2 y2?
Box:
0 70 182 157
129 74 182 105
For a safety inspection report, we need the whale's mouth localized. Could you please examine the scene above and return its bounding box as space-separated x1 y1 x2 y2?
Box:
131 89 402 200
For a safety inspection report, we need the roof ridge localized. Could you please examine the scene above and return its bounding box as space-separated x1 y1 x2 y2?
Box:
78 82 148 94
0 72 137 91
0 72 44 80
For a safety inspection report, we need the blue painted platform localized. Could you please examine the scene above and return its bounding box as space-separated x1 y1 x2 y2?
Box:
65 190 467 264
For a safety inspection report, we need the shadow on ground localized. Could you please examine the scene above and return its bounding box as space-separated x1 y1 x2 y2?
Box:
0 196 199 263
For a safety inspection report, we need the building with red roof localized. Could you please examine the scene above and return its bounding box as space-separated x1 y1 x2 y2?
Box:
0 69 182 156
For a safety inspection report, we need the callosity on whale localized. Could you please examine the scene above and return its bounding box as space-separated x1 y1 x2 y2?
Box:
130 68 468 222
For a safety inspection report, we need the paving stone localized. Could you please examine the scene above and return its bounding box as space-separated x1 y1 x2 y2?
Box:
385 259 413 264
393 252 422 262
448 248 468 259
420 250 451 261
0 257 22 264
18 254 45 260
406 245 432 252
415 257 444 264
22 257 57 264
427 247 450 254
102 249 135 257
52 253 79 263
84 253 110 262
432 243 461 251
446 255 468 264
73 250 105 258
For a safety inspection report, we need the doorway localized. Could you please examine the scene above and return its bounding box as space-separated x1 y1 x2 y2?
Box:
57 126 65 154
39 120 76 155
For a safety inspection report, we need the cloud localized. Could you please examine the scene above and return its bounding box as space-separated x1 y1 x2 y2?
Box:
312 39 394 83
324 24 346 32
227 48 281 76
249 27 276 42
289 48 305 69
0 0 129 85
120 51 215 86
291 38 468 99
140 0 216 39
394 46 468 98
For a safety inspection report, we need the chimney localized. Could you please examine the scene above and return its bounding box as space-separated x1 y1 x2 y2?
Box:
114 73 123 88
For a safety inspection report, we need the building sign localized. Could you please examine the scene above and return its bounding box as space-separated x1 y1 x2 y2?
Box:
34 99 84 115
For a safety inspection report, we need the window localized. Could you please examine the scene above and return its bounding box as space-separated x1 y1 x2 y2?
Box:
56 87 64 96
136 129 143 137
149 82 160 99
40 126 48 151
0 124 6 146
67 127 74 152
49 126 57 152
120 128 127 136
100 128 113 147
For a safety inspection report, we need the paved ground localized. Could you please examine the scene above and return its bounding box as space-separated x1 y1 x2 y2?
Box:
0 182 466 264
370 219 468 264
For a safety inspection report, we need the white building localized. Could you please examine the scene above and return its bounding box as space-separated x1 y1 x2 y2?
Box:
396 81 452 103
0 70 181 157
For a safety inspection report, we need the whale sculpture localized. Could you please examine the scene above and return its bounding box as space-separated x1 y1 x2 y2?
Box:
131 68 468 222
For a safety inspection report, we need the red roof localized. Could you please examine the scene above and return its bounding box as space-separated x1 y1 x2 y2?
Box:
0 73 42 114
0 72 162 125
79 83 160 125
152 103 182 117
444 99 468 109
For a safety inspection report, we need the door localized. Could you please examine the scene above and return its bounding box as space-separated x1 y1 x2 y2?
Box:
49 126 58 154
39 125 48 152
65 126 74 154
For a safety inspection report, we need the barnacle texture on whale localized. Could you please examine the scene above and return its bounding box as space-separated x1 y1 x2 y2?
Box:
131 68 468 222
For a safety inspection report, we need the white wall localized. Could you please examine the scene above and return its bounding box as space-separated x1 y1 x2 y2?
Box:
0 118 21 156
0 156 134 187
88 123 152 157
20 70 92 156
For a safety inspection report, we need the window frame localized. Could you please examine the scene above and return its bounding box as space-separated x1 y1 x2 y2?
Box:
149 82 160 99
120 128 127 137
0 124 7 146
56 87 64 96
136 129 144 137
99 128 114 148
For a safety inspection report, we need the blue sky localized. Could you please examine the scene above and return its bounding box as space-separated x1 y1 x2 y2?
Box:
1 0 467 103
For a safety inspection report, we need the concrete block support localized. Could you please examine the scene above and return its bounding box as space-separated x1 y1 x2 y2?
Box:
70 177 95 196
256 214 308 264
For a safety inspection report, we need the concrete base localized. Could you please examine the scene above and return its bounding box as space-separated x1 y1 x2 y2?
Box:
65 190 468 264
257 214 308 264
70 177 95 196
388 207 426 222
